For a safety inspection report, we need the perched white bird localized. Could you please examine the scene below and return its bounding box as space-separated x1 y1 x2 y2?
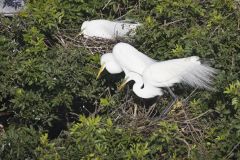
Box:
97 43 217 100
96 43 162 98
81 19 141 40
97 53 123 79
97 54 163 98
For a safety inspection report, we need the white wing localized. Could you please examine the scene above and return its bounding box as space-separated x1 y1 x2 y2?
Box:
113 43 156 75
143 56 218 90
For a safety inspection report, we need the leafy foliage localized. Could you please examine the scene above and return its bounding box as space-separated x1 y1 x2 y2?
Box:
0 125 41 160
36 116 186 160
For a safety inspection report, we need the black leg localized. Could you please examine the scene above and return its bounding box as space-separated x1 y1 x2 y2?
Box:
159 87 178 118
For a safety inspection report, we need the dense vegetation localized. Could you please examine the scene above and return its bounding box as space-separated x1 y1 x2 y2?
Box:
0 0 240 159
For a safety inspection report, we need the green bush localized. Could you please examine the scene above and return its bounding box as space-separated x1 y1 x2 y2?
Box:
0 125 41 159
0 44 105 126
36 116 187 160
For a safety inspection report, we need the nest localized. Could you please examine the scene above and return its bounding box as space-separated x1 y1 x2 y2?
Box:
55 29 134 55
107 88 212 152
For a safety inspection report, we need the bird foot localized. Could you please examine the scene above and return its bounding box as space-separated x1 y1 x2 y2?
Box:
159 97 178 119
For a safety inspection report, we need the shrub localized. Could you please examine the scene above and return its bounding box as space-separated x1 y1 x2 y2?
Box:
0 125 41 160
36 116 188 160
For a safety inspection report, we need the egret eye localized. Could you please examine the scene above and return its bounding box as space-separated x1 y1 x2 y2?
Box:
141 84 144 89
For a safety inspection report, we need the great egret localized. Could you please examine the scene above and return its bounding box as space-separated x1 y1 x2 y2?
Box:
97 43 164 98
96 43 162 98
119 56 218 97
96 53 161 98
97 53 123 79
81 19 141 40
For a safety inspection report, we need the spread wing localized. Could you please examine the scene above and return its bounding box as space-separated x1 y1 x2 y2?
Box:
143 56 218 90
113 43 156 75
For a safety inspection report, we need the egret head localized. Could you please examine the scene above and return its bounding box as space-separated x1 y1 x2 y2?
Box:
80 21 89 35
81 21 89 30
97 53 123 79
118 72 163 98
117 72 143 91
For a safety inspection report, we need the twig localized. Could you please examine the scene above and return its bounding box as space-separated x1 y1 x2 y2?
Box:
224 142 240 160
161 18 187 27
183 109 212 123
102 0 112 10
238 18 240 30
176 137 191 158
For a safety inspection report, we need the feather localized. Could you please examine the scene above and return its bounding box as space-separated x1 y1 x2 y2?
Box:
143 56 218 90
81 19 141 40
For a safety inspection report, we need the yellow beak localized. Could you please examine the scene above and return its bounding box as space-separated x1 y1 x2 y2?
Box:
76 30 84 38
96 64 106 79
117 77 129 91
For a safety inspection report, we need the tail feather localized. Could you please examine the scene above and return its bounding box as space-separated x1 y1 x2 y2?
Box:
180 63 218 91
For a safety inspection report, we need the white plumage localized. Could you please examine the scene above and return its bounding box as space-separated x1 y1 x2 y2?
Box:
96 40 217 99
112 43 218 98
142 56 218 90
81 19 141 40
112 42 156 75
101 53 123 74
123 72 163 99
97 43 164 99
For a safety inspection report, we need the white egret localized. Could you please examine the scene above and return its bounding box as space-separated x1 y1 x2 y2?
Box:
113 42 218 96
96 54 162 99
119 56 217 95
81 19 141 40
97 53 123 79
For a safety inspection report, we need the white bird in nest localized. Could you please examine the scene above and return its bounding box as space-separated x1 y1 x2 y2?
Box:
81 19 141 40
97 52 163 99
97 43 218 99
117 49 218 96
97 43 218 117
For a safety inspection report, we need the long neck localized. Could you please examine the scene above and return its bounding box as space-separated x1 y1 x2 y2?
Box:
128 73 162 99
133 83 163 99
